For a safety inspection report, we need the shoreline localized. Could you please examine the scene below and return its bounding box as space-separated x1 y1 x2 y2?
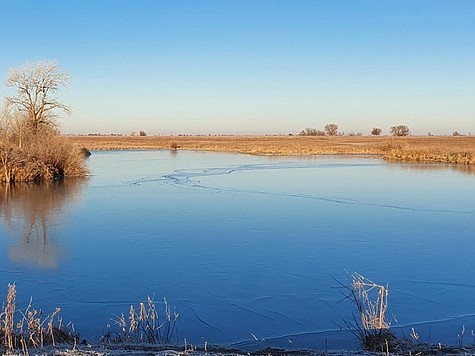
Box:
66 135 475 165
5 341 475 356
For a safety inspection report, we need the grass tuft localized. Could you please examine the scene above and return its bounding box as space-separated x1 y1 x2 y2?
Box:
102 295 179 345
0 283 77 353
337 273 397 353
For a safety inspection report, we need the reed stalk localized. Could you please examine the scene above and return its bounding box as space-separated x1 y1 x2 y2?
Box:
0 284 76 353
105 295 179 345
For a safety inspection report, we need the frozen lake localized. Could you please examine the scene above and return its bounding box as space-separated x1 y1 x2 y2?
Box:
1 150 474 351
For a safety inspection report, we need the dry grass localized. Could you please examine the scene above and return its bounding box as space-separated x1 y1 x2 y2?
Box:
351 274 389 332
66 135 475 164
0 283 77 354
103 296 179 345
338 273 397 353
1 128 89 183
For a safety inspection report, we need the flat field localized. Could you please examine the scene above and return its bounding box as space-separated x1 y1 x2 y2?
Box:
67 135 475 165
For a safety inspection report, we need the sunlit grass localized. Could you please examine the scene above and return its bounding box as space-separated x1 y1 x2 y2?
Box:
103 296 179 345
67 135 475 164
0 284 77 354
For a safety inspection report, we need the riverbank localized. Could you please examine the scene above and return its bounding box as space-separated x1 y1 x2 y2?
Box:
66 135 475 165
7 341 475 355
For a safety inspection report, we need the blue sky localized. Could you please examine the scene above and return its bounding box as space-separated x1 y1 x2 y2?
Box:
0 1 474 135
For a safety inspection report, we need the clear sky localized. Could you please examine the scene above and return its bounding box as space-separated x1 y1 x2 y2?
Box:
0 0 474 135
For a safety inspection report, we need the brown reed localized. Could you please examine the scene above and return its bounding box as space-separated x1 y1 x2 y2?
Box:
337 273 397 352
104 295 179 345
0 283 77 353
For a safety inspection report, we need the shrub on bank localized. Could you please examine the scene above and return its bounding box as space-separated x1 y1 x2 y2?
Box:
0 126 89 183
1 61 89 183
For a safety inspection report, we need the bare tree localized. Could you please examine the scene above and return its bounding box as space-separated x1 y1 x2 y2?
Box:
371 127 382 136
1 63 88 183
5 61 70 132
324 123 339 136
390 125 410 137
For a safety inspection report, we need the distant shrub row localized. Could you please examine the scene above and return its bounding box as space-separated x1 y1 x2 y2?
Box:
299 124 413 137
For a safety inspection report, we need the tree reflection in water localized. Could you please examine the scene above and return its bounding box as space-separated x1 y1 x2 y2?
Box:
0 179 85 268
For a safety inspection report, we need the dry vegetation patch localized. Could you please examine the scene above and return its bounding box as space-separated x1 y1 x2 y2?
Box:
103 296 179 345
1 62 89 183
66 135 475 165
0 284 77 354
1 127 89 182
